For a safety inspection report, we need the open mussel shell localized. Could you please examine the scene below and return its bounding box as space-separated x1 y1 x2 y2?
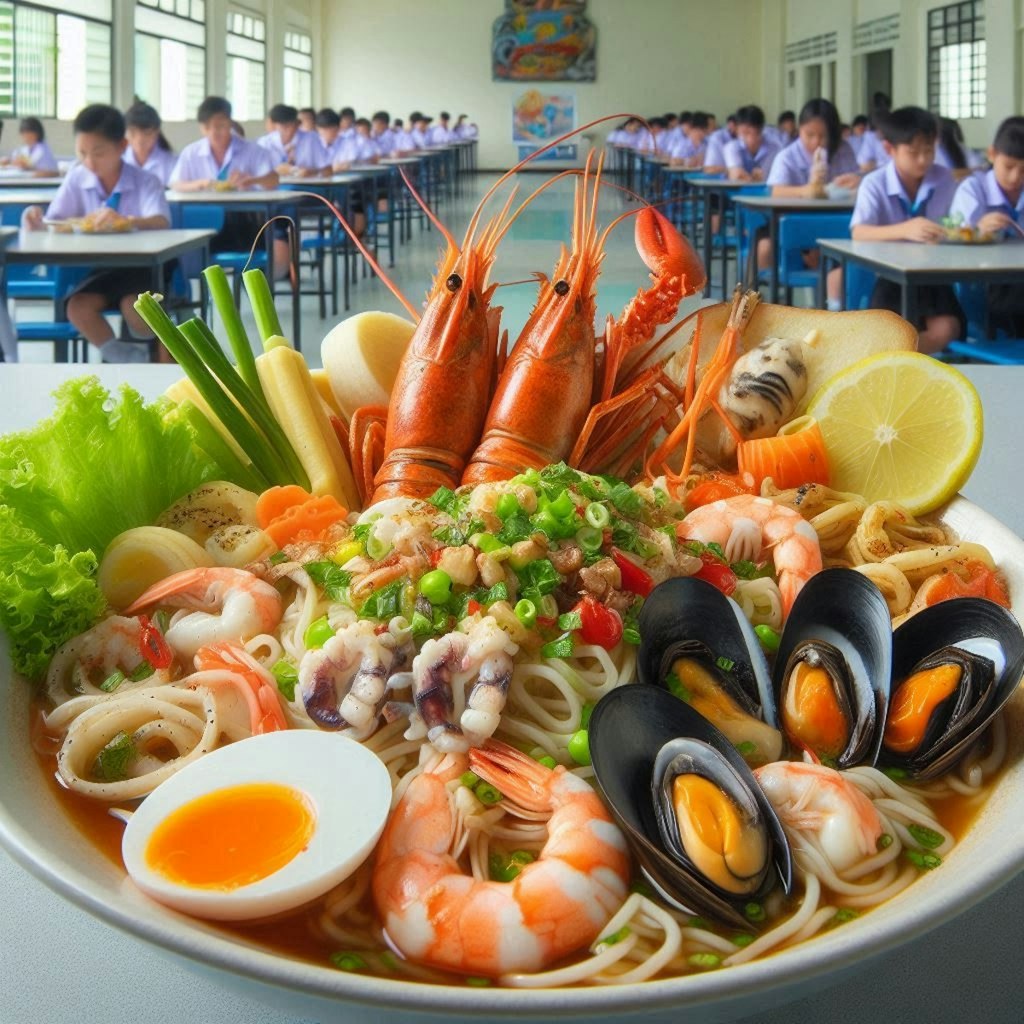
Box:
589 684 792 929
883 597 1024 781
772 568 892 768
638 577 782 766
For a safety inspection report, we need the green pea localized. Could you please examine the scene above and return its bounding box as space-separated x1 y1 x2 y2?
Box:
303 615 335 650
418 569 453 605
474 781 503 805
568 729 591 765
536 754 557 769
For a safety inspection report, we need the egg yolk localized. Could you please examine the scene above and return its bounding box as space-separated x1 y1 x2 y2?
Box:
145 782 316 890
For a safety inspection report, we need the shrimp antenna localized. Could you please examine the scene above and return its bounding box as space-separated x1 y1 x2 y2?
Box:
398 167 459 252
279 190 421 322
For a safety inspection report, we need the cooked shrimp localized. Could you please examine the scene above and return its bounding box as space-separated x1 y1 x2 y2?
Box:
754 760 883 873
191 642 287 735
125 567 283 661
298 617 414 736
411 617 519 752
372 739 631 977
45 615 173 704
679 494 822 614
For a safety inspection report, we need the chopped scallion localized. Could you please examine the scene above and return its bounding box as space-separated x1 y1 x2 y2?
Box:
99 669 125 693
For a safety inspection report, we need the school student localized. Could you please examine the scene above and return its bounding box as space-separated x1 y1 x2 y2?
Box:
767 98 861 194
371 111 397 155
453 114 478 139
950 116 1024 336
298 108 317 132
724 105 780 181
3 116 58 173
170 95 289 277
765 110 796 148
338 107 357 139
427 112 455 146
21 105 171 363
851 106 962 354
391 118 418 156
123 102 177 186
409 113 432 149
848 114 869 158
257 104 327 176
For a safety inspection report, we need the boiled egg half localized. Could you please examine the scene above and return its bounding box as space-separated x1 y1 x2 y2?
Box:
122 730 391 921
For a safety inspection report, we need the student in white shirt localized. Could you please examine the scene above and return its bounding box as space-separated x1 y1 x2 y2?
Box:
3 116 58 173
123 102 178 186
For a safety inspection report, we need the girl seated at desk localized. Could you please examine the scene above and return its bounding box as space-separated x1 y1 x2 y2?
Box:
124 102 177 186
21 104 171 363
2 117 58 174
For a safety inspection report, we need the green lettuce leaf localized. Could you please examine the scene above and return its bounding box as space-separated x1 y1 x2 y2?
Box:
0 376 229 555
0 507 106 680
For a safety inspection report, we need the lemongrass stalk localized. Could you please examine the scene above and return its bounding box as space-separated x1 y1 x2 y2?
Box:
243 268 287 349
179 318 311 491
134 293 292 486
174 400 269 493
203 265 263 401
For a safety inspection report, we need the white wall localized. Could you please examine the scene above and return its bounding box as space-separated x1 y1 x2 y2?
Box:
766 0 1020 148
319 0 767 169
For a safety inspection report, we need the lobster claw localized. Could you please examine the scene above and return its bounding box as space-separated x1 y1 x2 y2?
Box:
635 206 707 296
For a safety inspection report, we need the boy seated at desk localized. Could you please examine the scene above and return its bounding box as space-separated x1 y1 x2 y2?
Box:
170 95 289 279
2 117 58 174
669 112 709 168
950 115 1024 336
258 104 328 177
21 104 170 363
850 106 962 354
724 105 780 181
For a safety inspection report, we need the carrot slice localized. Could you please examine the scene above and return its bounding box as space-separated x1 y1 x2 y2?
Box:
685 471 756 511
737 417 831 490
256 485 315 529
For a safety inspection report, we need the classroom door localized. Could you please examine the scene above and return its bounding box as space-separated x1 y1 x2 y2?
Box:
804 64 822 102
864 49 893 112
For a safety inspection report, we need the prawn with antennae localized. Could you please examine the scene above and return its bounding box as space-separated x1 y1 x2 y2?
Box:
463 150 706 484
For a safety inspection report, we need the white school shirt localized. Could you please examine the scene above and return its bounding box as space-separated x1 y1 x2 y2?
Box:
372 128 397 155
767 138 860 186
857 130 890 169
703 134 727 169
427 124 455 145
170 135 275 185
850 161 957 227
12 140 57 171
123 145 178 187
257 129 327 171
328 134 381 166
723 136 781 176
45 160 170 221
950 168 1024 232
410 127 430 149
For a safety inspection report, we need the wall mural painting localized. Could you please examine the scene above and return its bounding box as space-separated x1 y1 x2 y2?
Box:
492 0 596 82
512 89 577 160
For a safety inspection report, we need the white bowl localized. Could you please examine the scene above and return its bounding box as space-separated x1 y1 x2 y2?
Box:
1 495 1022 1024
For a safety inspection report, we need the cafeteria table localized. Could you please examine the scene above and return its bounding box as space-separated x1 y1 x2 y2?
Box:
687 178 767 298
0 173 61 188
1 362 1023 1024
732 195 855 302
817 238 1024 324
166 190 303 349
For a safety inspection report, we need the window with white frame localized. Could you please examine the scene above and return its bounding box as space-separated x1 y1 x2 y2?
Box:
0 0 111 118
226 9 265 122
283 30 312 109
927 1 986 119
134 0 206 122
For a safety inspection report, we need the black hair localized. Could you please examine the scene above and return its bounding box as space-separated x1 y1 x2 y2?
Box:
878 106 938 147
72 104 125 142
372 110 390 125
456 114 467 122
198 96 232 123
735 104 765 130
798 98 842 157
19 116 44 141
339 106 355 120
993 116 1024 160
936 118 967 169
315 108 341 129
690 112 710 131
299 107 316 118
726 112 737 124
355 117 371 130
268 104 298 125
663 112 678 123
125 101 172 151
648 117 667 130
872 91 892 114
778 109 796 124
231 120 246 137
439 111 450 120
852 114 869 129
679 110 693 123
393 118 404 128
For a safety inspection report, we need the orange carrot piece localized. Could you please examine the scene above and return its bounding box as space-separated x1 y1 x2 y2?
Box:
256 485 315 529
684 471 756 512
737 418 831 490
262 495 348 548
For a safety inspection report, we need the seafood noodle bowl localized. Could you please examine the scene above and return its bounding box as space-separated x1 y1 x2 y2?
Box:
33 465 1023 987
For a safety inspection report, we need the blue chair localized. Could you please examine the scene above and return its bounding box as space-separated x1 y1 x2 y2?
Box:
177 204 269 306
954 282 990 340
736 205 769 289
776 213 852 306
14 267 92 362
711 184 768 296
844 263 877 310
944 338 1024 364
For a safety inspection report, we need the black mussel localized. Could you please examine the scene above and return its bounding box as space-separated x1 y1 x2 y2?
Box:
772 569 892 768
638 577 783 766
589 684 791 928
883 597 1024 781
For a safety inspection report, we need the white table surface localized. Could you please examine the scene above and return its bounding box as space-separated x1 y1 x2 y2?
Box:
1 363 1022 1024
0 188 67 206
734 196 856 211
165 190 303 204
818 237 1024 273
6 228 215 263
0 174 61 188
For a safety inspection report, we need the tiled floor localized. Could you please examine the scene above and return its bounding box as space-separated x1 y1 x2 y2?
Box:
13 172 713 367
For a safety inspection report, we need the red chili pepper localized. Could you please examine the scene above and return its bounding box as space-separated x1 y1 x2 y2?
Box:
374 623 389 635
694 551 738 596
612 548 654 597
576 595 623 649
137 614 173 669
429 549 444 567
536 616 558 629
467 599 483 615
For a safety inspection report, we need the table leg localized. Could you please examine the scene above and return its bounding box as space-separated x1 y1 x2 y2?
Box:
818 251 831 310
718 190 730 297
768 210 779 303
702 189 713 298
900 277 918 327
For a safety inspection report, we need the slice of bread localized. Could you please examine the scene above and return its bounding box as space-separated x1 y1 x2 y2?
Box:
665 301 918 415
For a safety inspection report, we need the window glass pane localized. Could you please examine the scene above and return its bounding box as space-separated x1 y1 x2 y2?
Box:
283 66 311 108
28 0 110 17
0 2 12 116
55 15 110 120
192 0 204 19
226 55 262 121
15 5 55 117
134 31 160 106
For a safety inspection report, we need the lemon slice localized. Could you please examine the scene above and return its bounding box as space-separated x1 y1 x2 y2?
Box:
806 352 983 515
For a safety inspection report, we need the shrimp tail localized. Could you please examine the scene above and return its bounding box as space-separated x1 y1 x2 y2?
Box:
468 738 553 812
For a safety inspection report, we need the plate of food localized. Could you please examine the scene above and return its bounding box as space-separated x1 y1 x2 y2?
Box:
939 217 998 244
0 189 1021 1024
44 211 135 234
